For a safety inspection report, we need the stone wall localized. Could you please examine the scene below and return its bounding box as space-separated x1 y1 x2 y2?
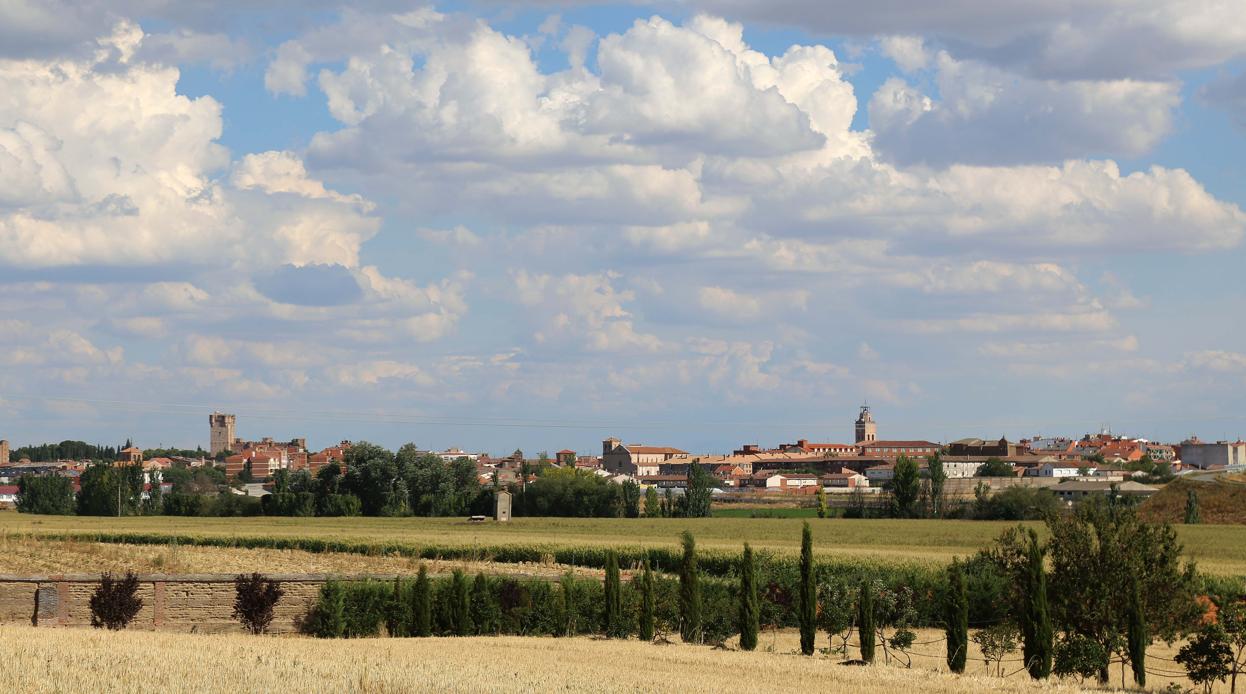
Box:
0 574 343 633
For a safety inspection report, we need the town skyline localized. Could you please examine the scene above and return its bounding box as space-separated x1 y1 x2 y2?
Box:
4 403 1241 461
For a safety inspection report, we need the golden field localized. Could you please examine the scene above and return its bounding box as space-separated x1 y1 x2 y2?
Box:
0 535 593 578
1 625 1099 694
4 512 1246 574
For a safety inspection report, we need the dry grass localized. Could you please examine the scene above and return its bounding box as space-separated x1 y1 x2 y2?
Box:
0 536 596 579
1141 478 1246 526
0 625 1097 693
4 511 1246 574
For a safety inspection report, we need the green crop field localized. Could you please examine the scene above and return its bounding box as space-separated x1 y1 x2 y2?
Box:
5 512 1246 575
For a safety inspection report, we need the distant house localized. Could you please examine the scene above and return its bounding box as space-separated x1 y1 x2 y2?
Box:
865 464 895 484
778 439 857 456
0 484 18 508
1037 462 1095 478
601 438 689 477
765 473 820 492
1180 439 1246 470
116 446 144 465
858 441 941 458
434 448 479 463
822 472 868 489
555 450 577 466
1053 480 1157 504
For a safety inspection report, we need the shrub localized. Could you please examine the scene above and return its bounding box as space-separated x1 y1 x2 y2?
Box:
1054 633 1108 683
639 560 656 642
317 493 362 517
471 573 500 635
233 573 285 635
90 572 143 630
307 581 346 637
413 566 432 637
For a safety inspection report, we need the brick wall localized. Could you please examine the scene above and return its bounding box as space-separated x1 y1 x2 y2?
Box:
0 574 342 634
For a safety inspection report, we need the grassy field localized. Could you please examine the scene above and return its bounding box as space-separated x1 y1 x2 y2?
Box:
4 511 1246 574
0 625 1093 693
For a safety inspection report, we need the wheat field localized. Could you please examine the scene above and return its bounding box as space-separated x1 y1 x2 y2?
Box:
6 512 1246 574
1 625 1094 694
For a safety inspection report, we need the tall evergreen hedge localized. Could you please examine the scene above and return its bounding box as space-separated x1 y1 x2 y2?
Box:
739 543 759 651
799 522 816 656
858 581 875 663
944 560 968 674
1019 530 1052 679
679 531 701 643
639 560 656 642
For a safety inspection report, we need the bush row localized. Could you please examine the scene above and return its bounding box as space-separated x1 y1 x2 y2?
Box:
304 572 741 642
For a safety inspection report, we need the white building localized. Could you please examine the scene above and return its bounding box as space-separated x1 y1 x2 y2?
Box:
1180 440 1246 470
601 438 689 476
1038 462 1097 478
434 448 480 463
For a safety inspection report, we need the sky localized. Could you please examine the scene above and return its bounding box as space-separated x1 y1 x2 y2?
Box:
2 0 1246 456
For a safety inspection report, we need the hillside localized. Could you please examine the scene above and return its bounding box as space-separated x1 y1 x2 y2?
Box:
1141 477 1246 525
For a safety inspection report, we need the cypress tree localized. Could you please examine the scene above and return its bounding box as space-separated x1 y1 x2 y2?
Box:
1127 574 1147 688
388 576 406 637
639 560 655 642
1186 489 1201 524
1019 529 1053 679
603 550 622 637
412 564 431 637
451 570 472 636
799 522 816 655
945 559 968 674
471 572 499 636
816 485 828 519
679 530 702 643
858 581 875 663
739 543 759 651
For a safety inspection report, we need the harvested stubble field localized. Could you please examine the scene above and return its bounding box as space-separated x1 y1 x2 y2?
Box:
0 535 594 579
1 625 1091 694
4 513 1246 575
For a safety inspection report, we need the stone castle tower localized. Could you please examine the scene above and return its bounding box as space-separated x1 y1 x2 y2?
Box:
0 439 9 466
854 405 877 444
209 412 236 456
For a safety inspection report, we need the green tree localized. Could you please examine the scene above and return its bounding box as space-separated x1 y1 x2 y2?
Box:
927 452 947 518
1042 501 1199 683
974 623 1020 677
816 484 828 519
1018 529 1052 679
621 480 641 518
1126 574 1146 687
603 550 623 637
1186 489 1202 524
738 544 759 651
643 486 660 518
638 560 655 642
413 565 432 637
1054 633 1108 683
143 472 163 515
679 531 701 643
1178 625 1233 694
1216 598 1246 693
680 462 714 518
858 581 876 663
450 570 472 636
15 474 75 514
77 461 143 516
799 522 816 655
889 455 920 518
471 572 499 635
976 457 1014 477
945 559 969 674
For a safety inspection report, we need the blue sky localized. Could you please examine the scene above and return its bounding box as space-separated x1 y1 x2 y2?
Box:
2 1 1245 456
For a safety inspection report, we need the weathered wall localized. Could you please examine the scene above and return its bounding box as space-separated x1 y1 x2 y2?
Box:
0 574 336 633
